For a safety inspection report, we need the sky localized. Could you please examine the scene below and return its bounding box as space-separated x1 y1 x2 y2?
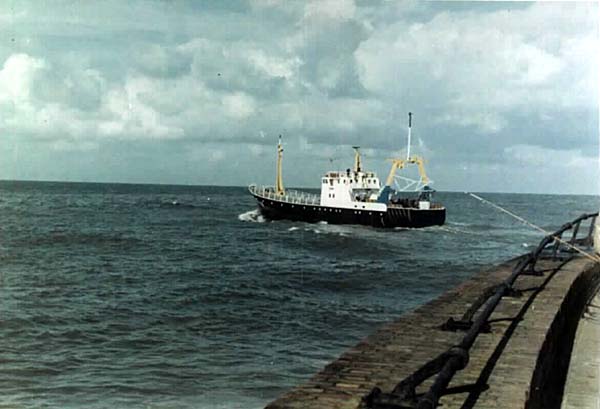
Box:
0 0 598 194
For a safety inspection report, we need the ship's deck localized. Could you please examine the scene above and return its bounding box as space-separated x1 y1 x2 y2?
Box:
248 185 444 211
388 203 445 210
249 185 320 206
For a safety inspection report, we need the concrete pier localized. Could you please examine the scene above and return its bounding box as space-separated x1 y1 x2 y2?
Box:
266 255 600 409
561 289 600 409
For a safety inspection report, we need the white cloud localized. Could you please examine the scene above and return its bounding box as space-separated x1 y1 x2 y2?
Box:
0 2 596 193
303 0 356 22
0 52 185 142
355 3 598 133
504 144 596 169
209 149 225 162
246 49 300 80
222 92 256 119
99 77 185 140
248 143 265 156
52 140 98 152
133 44 190 78
501 144 599 193
0 53 45 103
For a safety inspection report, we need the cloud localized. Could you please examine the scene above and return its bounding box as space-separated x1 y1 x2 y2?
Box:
0 53 46 104
355 2 598 133
504 144 597 169
303 0 356 22
246 49 300 80
34 67 106 111
132 44 191 78
0 52 186 143
52 140 99 152
501 144 599 194
99 78 185 140
209 149 226 163
0 1 597 193
288 3 368 98
222 92 256 119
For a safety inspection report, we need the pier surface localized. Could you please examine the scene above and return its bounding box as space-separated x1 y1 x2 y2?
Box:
266 255 600 409
562 289 600 409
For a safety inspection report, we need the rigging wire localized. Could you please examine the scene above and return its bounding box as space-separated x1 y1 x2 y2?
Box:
467 192 600 264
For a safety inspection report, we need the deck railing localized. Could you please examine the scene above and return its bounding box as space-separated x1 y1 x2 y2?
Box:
249 185 447 210
248 184 320 206
362 211 599 409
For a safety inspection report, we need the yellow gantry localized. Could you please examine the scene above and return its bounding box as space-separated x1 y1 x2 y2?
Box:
412 156 430 186
275 136 285 195
385 155 430 187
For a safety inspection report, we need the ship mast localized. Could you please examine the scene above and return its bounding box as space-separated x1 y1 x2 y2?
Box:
275 135 285 195
383 112 429 188
352 146 362 173
406 112 412 160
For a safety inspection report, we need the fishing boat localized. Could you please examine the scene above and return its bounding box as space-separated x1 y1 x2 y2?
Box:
248 113 445 228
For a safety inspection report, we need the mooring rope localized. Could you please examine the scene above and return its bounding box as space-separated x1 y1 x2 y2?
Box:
467 192 600 264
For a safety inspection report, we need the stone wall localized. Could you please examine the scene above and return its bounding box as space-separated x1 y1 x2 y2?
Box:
265 256 600 409
527 260 600 409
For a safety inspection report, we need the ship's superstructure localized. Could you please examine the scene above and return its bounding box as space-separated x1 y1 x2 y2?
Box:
248 113 445 228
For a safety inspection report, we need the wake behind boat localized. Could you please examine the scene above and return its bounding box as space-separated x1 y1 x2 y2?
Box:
248 113 446 228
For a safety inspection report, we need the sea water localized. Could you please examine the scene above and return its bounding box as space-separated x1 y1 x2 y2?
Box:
0 181 597 408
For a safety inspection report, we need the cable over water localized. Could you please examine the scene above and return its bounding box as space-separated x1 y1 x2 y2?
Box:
467 192 600 263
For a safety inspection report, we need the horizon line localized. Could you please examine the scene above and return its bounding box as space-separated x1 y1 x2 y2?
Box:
0 178 599 197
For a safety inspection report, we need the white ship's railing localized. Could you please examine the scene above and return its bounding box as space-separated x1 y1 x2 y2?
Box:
248 184 321 206
388 202 445 210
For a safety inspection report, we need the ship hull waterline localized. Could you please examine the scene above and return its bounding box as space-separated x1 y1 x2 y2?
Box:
250 193 446 228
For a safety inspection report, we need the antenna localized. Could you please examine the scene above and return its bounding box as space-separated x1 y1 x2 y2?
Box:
406 112 412 160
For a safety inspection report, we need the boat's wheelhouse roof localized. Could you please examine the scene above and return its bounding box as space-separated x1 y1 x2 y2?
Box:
324 170 377 178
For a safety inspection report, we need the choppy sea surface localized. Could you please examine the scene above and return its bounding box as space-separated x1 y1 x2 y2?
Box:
0 181 597 408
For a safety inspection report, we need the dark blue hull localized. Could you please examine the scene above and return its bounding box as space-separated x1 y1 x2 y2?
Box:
251 194 445 228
